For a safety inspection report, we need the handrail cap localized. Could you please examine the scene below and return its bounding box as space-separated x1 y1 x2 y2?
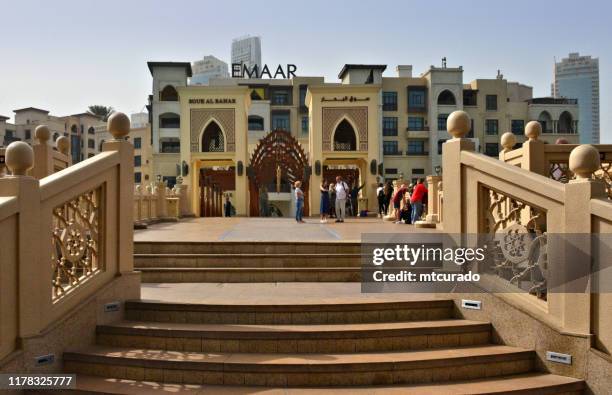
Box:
108 112 130 139
525 121 541 141
56 136 70 155
569 144 600 179
447 111 470 139
34 125 51 143
5 141 34 176
500 132 517 151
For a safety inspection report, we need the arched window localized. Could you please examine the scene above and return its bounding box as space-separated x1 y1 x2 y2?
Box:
248 115 264 131
558 111 574 134
437 90 456 105
88 126 95 135
53 133 59 141
538 111 553 133
159 112 180 128
160 85 178 101
99 139 105 152
202 121 224 152
333 119 357 151
70 124 78 134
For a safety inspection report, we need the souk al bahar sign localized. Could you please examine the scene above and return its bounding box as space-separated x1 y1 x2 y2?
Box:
231 63 297 79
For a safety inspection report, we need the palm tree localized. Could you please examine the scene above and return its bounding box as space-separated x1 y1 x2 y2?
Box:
87 105 114 121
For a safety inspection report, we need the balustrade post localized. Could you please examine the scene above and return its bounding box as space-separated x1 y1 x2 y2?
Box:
31 125 54 179
425 175 442 223
442 111 475 233
555 144 606 334
0 142 44 337
156 179 167 218
56 136 72 166
521 121 546 175
498 132 517 162
102 112 134 273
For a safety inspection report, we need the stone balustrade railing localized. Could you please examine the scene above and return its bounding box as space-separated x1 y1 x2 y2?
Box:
439 110 612 346
498 122 612 199
132 177 188 226
0 113 139 364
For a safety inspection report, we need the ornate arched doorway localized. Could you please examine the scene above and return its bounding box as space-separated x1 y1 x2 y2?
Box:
248 130 309 217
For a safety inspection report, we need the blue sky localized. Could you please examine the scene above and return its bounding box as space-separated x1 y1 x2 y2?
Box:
1 0 609 141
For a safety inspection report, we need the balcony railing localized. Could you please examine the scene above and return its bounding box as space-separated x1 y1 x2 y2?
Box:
383 150 403 156
406 151 429 156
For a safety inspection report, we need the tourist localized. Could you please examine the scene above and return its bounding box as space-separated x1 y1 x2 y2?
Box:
320 180 330 223
376 183 385 218
328 183 336 218
384 181 393 215
410 178 428 224
392 183 408 224
350 181 365 216
400 192 412 224
334 176 349 223
294 181 305 223
224 194 232 217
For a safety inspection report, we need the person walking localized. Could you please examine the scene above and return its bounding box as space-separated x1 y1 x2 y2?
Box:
410 178 428 224
328 183 336 218
350 181 365 217
294 181 305 223
334 176 349 223
376 183 385 218
224 194 232 217
384 181 393 216
320 180 330 223
392 183 408 224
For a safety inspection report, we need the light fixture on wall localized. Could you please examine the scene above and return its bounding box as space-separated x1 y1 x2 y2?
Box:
315 160 321 176
435 165 442 176
182 161 189 176
237 161 244 176
370 160 377 175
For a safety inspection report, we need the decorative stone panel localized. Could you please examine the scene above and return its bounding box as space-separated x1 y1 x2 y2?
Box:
190 109 235 152
322 107 368 151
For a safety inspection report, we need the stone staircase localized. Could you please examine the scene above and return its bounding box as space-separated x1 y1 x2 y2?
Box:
134 241 363 282
58 240 585 393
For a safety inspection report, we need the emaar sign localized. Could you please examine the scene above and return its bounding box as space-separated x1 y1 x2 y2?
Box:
231 63 297 79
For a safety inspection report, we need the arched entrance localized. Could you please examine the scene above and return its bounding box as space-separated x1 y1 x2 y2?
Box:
199 166 235 217
333 119 357 151
202 121 225 152
248 130 309 217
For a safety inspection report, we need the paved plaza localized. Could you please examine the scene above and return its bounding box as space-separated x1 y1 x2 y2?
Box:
135 217 437 243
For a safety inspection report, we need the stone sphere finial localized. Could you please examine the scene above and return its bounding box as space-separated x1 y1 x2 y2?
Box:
556 138 569 144
5 141 34 176
446 111 471 139
569 144 600 179
56 136 70 155
500 132 517 152
107 112 130 140
525 121 541 141
34 125 50 143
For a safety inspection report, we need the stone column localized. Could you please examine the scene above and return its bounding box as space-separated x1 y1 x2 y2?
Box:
425 175 442 222
102 112 134 273
155 179 167 218
441 111 475 234
0 141 43 336
521 121 546 176
32 125 54 179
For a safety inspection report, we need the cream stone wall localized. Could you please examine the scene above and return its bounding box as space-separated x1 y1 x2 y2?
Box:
177 85 251 216
307 84 381 214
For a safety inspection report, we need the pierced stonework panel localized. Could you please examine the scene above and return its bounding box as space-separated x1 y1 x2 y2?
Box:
52 186 103 301
548 159 612 200
190 109 235 152
322 107 368 151
481 187 548 300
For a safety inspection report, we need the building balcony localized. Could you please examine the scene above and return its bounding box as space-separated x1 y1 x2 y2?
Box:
406 127 430 139
383 150 403 156
406 151 429 156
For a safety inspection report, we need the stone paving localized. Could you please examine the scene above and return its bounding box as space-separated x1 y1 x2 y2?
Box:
135 217 437 243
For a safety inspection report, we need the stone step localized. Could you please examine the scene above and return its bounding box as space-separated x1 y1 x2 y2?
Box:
96 319 491 353
40 373 586 394
62 345 535 387
134 253 363 268
137 267 364 282
125 299 455 325
134 241 361 255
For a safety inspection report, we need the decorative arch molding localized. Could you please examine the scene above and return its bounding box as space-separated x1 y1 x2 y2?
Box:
433 87 460 106
190 108 235 152
331 117 359 151
322 107 368 151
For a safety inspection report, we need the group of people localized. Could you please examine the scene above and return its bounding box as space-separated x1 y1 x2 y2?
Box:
376 178 428 224
318 176 364 223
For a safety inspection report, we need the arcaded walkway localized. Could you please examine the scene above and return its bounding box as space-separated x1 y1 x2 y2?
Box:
135 217 438 243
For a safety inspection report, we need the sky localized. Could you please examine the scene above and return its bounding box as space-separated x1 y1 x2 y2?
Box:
1 0 610 142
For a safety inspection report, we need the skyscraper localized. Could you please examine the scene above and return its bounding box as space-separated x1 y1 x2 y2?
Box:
553 52 600 144
231 35 262 76
191 55 230 85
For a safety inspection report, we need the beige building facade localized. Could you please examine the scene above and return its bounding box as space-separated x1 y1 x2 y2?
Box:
147 62 580 217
